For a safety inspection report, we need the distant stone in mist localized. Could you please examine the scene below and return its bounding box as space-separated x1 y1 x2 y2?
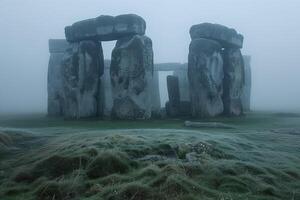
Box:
48 39 71 116
110 35 154 120
242 55 252 111
166 75 180 117
222 48 245 116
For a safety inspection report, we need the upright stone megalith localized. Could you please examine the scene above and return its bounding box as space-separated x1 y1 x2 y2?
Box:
61 40 104 119
188 23 245 118
166 75 180 117
188 38 224 118
242 55 251 111
222 48 245 116
110 35 154 119
48 39 70 117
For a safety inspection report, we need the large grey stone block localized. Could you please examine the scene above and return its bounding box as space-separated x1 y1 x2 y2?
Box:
188 38 224 118
190 23 244 48
242 55 251 111
111 35 153 120
48 39 70 53
65 14 146 42
61 40 104 119
48 53 65 116
222 48 245 116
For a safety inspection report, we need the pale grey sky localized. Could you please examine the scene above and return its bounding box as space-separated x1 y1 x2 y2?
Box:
0 0 300 113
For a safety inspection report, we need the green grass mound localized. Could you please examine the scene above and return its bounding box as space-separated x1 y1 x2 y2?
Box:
0 132 12 147
36 179 85 200
14 154 88 182
105 182 152 200
86 151 132 179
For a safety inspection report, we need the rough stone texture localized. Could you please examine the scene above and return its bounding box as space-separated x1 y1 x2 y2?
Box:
48 53 65 116
167 75 180 108
222 48 245 116
65 14 146 42
242 55 251 111
151 71 161 116
188 38 224 118
173 65 190 102
61 40 104 119
166 101 191 117
166 75 180 117
48 39 71 116
49 39 70 53
110 35 153 119
103 60 113 117
190 23 244 48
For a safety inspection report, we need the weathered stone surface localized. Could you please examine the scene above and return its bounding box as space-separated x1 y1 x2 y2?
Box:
111 35 153 119
65 14 146 42
151 71 161 116
190 23 244 48
61 41 104 119
188 38 224 118
179 101 191 116
103 60 113 117
48 39 71 117
165 75 191 117
184 121 235 129
166 76 180 117
48 53 65 116
167 75 180 108
48 39 70 53
173 65 190 102
222 48 245 116
242 55 251 111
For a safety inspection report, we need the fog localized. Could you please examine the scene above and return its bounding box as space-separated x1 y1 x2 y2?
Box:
0 0 299 114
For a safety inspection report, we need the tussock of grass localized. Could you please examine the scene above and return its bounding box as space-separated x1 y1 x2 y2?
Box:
136 165 161 178
32 154 88 178
0 132 12 147
86 151 131 179
98 174 133 186
105 182 152 200
36 179 85 200
13 154 88 183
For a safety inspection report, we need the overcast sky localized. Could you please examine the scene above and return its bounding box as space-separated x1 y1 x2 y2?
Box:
0 0 299 113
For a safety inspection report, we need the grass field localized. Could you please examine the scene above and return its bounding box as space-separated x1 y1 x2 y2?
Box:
0 112 300 200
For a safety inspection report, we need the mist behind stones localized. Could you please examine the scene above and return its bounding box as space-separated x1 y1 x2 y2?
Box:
0 0 299 114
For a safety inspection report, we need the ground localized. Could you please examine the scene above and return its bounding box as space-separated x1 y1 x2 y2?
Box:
0 112 300 200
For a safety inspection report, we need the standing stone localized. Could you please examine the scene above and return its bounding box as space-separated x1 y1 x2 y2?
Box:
103 59 113 117
242 55 251 111
151 71 161 116
222 48 245 116
110 35 154 119
61 40 104 119
48 39 70 117
167 76 180 108
173 64 190 102
166 75 180 117
188 38 224 118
